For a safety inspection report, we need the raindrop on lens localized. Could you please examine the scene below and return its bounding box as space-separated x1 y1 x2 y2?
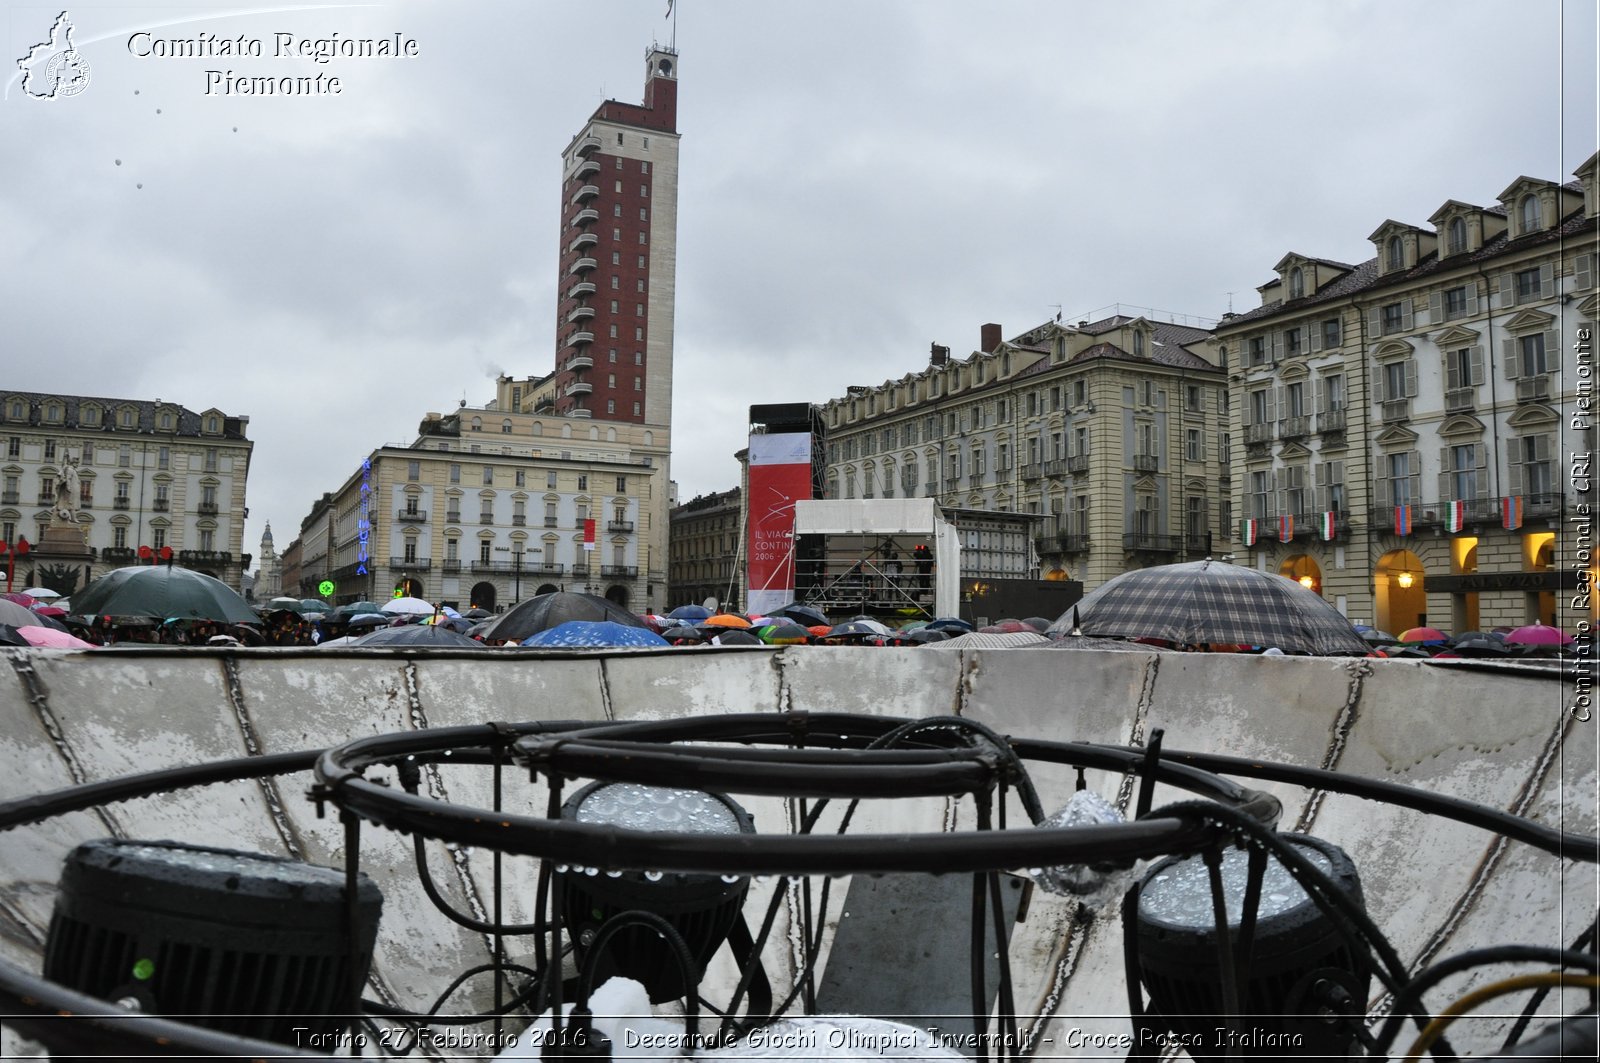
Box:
605 869 622 878
644 870 664 882
554 864 569 873
583 866 598 876
720 874 739 883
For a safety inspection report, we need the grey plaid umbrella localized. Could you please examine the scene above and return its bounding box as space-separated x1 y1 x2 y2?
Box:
1047 560 1368 656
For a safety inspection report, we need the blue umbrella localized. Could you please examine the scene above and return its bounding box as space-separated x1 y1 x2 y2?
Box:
926 617 976 633
667 604 713 621
521 620 670 648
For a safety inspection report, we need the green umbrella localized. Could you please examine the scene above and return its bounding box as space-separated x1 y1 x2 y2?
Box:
74 565 260 624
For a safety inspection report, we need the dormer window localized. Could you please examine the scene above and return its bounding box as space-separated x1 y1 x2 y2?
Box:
206 415 219 433
1386 237 1404 271
8 400 24 420
159 412 173 430
1519 194 1540 234
1133 331 1145 357
1447 217 1467 255
1289 267 1305 299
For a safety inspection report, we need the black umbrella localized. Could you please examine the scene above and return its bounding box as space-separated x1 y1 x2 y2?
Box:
73 565 259 625
350 625 485 648
766 602 829 627
0 624 30 646
478 591 646 644
1049 560 1369 656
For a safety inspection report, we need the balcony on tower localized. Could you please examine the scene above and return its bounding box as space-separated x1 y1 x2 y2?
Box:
567 256 597 276
566 280 596 300
570 207 600 228
563 381 593 398
565 330 595 351
575 134 601 156
575 157 601 180
566 305 596 324
570 184 599 205
564 353 594 372
568 231 598 253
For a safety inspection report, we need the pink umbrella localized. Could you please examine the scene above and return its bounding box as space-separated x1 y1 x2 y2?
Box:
17 626 96 649
1504 623 1574 646
32 605 67 617
1 593 36 607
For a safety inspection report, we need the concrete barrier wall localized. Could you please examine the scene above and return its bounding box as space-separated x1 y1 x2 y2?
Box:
0 646 1592 1057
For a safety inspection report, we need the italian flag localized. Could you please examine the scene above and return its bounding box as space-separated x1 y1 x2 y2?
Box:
1319 511 1336 541
1446 500 1467 534
1241 518 1259 546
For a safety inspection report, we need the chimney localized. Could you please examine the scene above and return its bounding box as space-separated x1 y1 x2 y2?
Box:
930 343 950 367
980 323 1002 353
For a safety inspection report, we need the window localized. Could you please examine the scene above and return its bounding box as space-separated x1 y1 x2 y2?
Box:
1185 385 1202 412
113 525 127 549
635 303 644 316
1514 268 1540 301
610 276 620 290
1133 331 1145 357
5 437 16 459
154 446 167 470
1382 303 1404 333
119 444 131 467
612 228 621 241
1519 194 1540 234
1386 452 1415 506
1249 337 1266 365
1383 361 1408 402
547 471 557 489
152 527 165 550
403 496 419 516
635 327 643 340
1387 236 1404 271
637 279 646 292
446 538 458 561
1289 267 1304 298
1186 429 1202 461
1322 318 1341 348
515 469 525 488
632 402 641 416
638 255 646 268
1448 216 1467 254
638 232 646 244
120 409 134 428
1249 388 1270 425
1285 327 1302 355
479 540 492 564
1519 333 1548 376
1321 462 1346 514
403 540 417 564
205 448 219 472
1285 381 1305 418
609 324 618 338
44 440 56 460
606 399 616 414
613 203 622 217
616 476 627 492
639 208 647 221
1443 286 1467 320
545 501 557 526
115 480 129 501
577 475 587 490
1324 373 1346 411
159 412 172 430
1250 471 1271 519
449 463 460 483
482 466 494 485
1449 444 1481 500
641 161 649 173
1447 348 1476 390
407 460 420 481
501 419 512 434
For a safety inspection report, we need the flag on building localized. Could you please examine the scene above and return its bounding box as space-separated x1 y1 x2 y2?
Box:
1319 511 1337 541
1278 513 1294 542
1446 499 1467 534
1394 505 1412 536
583 518 597 551
1241 518 1259 546
1502 495 1523 531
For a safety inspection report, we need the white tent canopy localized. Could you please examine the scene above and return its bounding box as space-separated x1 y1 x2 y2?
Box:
790 499 961 618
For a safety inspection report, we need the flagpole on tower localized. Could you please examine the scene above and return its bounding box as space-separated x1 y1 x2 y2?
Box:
667 0 677 51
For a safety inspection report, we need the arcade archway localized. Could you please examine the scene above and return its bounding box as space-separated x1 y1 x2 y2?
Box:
1375 549 1426 633
605 585 631 609
1278 554 1324 596
470 581 497 613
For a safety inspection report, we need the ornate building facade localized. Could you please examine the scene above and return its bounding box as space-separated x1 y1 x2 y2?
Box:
0 391 253 594
1216 154 1599 632
668 487 741 611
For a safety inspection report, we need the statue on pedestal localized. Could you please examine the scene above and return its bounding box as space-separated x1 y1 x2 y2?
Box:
54 451 80 524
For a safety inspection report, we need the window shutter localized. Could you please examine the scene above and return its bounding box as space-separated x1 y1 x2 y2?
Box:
1405 359 1419 398
1274 385 1285 422
1367 307 1381 335
1445 351 1462 391
1539 263 1555 298
1401 301 1414 331
1314 461 1327 510
1470 346 1485 386
1312 376 1324 413
1578 254 1595 291
1507 448 1522 493
1372 368 1386 403
1465 284 1479 314
1534 434 1552 464
1499 273 1514 307
1429 291 1443 322
1438 447 1451 503
1374 471 1391 511
1271 333 1282 363
1475 443 1488 491
1503 339 1521 379
1409 451 1423 504
1543 330 1559 371
1309 323 1322 353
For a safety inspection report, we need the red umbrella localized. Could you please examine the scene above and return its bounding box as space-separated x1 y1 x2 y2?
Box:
1399 626 1449 644
1504 623 1574 646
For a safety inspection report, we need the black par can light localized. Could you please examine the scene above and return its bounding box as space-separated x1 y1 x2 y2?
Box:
558 781 754 1003
1132 834 1368 1060
44 838 382 1048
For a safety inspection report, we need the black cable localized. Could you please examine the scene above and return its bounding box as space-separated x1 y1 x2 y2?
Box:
407 833 548 936
572 910 700 1044
359 960 549 1025
1502 920 1598 1050
1374 944 1600 1054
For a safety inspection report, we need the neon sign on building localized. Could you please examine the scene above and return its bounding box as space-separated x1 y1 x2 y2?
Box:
357 458 371 577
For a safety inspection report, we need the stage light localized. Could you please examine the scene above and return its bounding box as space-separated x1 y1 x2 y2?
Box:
1132 834 1368 1060
559 782 754 1003
44 839 382 1047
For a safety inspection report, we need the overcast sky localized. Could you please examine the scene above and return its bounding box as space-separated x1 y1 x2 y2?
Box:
3 0 1595 570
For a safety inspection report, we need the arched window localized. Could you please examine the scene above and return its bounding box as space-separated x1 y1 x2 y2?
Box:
1448 217 1467 254
1520 194 1540 233
1386 237 1404 271
1289 267 1304 299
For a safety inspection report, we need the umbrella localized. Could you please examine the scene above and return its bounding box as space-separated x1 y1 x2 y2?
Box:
21 587 62 601
1049 560 1369 656
0 624 30 646
703 612 752 629
753 621 812 645
63 566 261 625
11 625 96 649
479 591 647 643
382 596 437 615
332 601 382 619
463 607 492 620
667 604 713 621
316 635 361 648
1045 635 1171 652
925 617 976 633
928 630 1051 649
1398 626 1449 645
1505 623 1574 646
1 593 38 607
521 620 670 648
1450 635 1511 657
350 625 486 648
710 629 764 646
266 596 306 613
344 613 390 629
824 620 887 640
765 602 830 628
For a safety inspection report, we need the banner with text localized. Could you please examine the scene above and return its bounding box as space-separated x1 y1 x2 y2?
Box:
746 432 813 616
